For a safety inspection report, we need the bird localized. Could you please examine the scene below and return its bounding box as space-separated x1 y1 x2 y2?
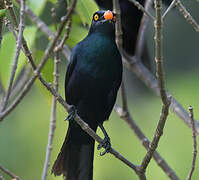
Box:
51 10 123 180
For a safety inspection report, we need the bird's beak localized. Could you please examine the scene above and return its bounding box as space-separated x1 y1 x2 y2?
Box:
103 10 116 22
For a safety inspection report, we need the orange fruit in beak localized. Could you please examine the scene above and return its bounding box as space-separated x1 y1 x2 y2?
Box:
104 10 113 20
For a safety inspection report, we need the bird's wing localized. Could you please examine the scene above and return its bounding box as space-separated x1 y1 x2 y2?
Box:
65 44 80 89
104 77 122 120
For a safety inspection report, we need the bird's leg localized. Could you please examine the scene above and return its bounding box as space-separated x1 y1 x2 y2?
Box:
97 123 111 156
65 105 77 122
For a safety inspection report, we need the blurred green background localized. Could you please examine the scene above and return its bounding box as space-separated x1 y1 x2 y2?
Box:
0 0 199 179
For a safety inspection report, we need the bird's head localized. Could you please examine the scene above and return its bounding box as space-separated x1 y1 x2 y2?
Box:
89 10 116 36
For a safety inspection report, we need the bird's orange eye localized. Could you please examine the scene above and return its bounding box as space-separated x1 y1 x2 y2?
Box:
93 14 99 21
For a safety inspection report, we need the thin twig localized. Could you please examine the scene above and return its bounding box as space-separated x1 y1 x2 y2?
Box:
0 18 3 49
4 0 18 28
187 106 197 180
41 52 60 180
128 0 155 20
0 78 5 96
0 0 77 121
162 0 177 20
55 18 72 52
1 0 25 111
113 0 128 112
113 1 146 179
135 0 152 59
139 0 170 175
15 0 71 61
0 0 4 49
114 105 179 180
175 0 199 32
0 164 22 180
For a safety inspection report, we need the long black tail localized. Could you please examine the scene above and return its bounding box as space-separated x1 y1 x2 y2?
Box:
52 122 96 180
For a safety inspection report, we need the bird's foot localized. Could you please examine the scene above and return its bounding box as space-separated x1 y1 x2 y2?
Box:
97 136 111 156
65 105 77 122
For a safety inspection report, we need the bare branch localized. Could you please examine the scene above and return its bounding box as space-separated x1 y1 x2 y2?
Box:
0 78 5 97
0 17 3 49
4 0 18 28
135 0 153 59
0 164 22 180
128 0 155 20
42 53 60 180
113 0 128 112
0 0 4 49
114 105 179 180
1 0 25 111
162 0 177 20
139 0 170 174
187 106 197 180
175 0 199 32
54 18 72 52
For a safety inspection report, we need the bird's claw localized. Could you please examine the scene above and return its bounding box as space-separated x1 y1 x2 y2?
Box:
65 105 77 122
97 137 111 156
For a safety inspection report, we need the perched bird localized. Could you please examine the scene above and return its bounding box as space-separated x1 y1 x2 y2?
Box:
52 10 123 180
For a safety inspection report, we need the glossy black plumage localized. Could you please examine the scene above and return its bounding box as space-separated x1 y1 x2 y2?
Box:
52 10 122 180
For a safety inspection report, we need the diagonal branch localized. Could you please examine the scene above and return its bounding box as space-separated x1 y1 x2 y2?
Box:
0 164 22 180
175 0 199 32
128 0 155 20
1 0 25 111
41 53 60 180
139 0 171 175
162 0 177 19
187 106 197 180
135 0 153 59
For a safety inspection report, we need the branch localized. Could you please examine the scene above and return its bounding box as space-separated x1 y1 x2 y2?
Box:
0 164 22 180
162 0 177 20
114 105 179 180
187 106 197 180
139 0 170 174
175 0 199 32
0 0 4 49
128 0 155 20
135 0 153 59
41 53 60 180
1 0 25 111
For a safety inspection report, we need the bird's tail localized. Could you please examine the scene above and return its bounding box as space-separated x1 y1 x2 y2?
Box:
52 122 96 180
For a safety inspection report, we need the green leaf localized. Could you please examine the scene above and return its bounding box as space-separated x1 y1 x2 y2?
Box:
0 9 6 18
0 27 37 88
76 0 99 25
